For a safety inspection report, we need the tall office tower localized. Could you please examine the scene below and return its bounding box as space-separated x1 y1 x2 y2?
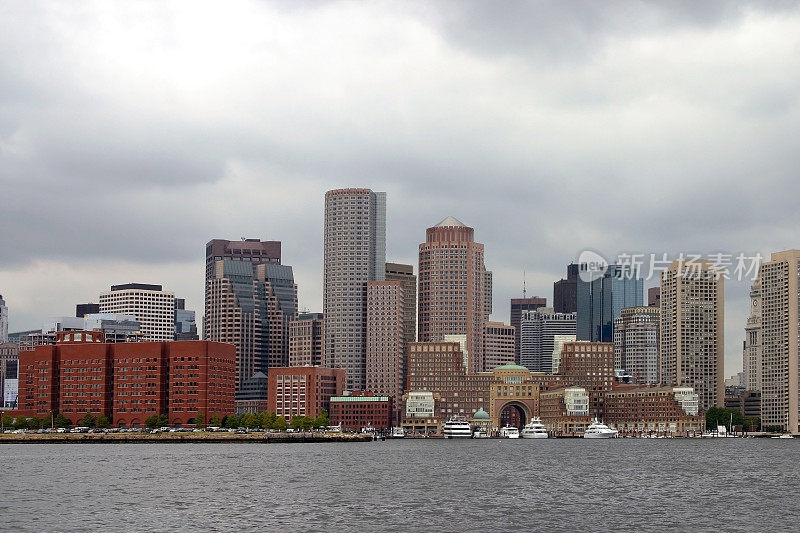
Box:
366 281 405 408
660 259 724 412
510 297 547 364
385 263 416 394
99 284 175 342
323 188 386 390
743 280 762 392
75 303 100 318
205 238 282 280
647 287 661 307
553 264 579 314
289 313 325 367
757 250 800 433
205 260 298 389
0 294 7 343
519 308 577 372
174 299 199 341
613 306 660 384
577 264 643 342
418 216 486 373
484 270 493 320
483 321 515 369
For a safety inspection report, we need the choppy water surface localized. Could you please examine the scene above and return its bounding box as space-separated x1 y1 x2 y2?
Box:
2 439 799 532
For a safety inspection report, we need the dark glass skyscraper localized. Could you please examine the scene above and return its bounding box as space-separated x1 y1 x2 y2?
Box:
576 264 643 342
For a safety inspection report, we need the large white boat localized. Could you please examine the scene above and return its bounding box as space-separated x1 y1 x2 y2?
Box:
499 425 520 439
443 416 472 439
583 419 619 439
771 433 794 439
521 417 549 439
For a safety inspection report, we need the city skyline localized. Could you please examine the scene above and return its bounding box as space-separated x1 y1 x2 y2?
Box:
3 2 800 378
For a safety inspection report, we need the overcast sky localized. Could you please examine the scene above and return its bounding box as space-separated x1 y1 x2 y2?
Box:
2 1 799 375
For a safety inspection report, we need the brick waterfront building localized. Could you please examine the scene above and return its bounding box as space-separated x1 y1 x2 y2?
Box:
559 341 615 419
14 332 235 427
604 385 702 433
329 391 394 431
267 366 346 422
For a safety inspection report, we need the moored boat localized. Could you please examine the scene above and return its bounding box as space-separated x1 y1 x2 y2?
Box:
443 416 472 439
584 419 619 439
499 425 520 439
521 417 549 439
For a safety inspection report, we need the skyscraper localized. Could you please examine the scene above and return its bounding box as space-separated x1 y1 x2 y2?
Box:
365 281 405 407
519 308 577 373
99 284 175 342
576 264 643 342
484 270 493 320
660 259 724 412
205 256 297 390
743 279 761 392
289 313 325 367
418 216 486 373
553 264 578 314
323 188 386 390
0 294 7 343
757 250 800 433
385 263 417 351
174 298 199 341
613 306 660 384
510 297 547 364
483 321 515 370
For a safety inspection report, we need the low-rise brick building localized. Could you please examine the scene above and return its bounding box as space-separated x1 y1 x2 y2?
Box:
268 366 346 422
329 392 393 431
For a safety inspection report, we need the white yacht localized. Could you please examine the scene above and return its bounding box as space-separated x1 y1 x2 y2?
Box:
583 419 619 439
521 417 549 439
771 433 794 439
443 416 472 439
472 428 488 439
390 427 405 438
499 425 520 439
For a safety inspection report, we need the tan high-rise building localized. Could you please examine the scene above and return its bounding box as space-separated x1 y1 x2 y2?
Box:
660 259 724 412
483 321 515 370
205 260 297 390
289 313 325 367
757 250 800 434
743 280 762 392
365 281 405 408
385 263 416 394
323 188 386 391
484 270 493 320
99 284 175 342
418 216 486 373
613 306 660 384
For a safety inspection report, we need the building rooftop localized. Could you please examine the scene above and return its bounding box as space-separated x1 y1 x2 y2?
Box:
330 396 390 402
434 216 466 228
493 364 528 371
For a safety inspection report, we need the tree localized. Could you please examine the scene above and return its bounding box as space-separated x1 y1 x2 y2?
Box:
224 414 240 428
241 413 260 429
145 414 168 429
209 414 222 427
96 414 110 429
27 417 41 430
705 407 744 430
2 413 14 429
260 411 277 430
54 413 71 428
273 416 287 431
81 412 97 428
13 416 28 430
314 410 330 429
194 412 206 429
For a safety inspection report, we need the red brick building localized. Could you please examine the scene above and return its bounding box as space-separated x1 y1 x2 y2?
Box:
559 341 615 418
268 366 346 422
329 391 394 431
13 334 235 427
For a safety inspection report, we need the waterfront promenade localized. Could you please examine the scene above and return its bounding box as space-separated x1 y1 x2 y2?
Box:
0 431 372 444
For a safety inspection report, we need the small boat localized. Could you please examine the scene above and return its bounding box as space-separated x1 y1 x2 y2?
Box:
390 427 405 438
771 434 794 439
443 416 472 439
499 425 520 439
472 428 488 439
584 419 619 439
521 417 549 439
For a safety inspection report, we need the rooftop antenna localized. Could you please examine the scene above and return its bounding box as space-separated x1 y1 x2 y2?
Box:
523 270 527 299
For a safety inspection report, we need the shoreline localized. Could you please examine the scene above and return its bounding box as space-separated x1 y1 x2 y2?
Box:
0 432 373 444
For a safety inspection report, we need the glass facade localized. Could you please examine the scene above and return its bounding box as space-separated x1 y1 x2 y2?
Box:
577 264 643 342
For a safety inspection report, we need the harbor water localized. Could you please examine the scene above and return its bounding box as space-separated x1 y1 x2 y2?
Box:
2 438 798 532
